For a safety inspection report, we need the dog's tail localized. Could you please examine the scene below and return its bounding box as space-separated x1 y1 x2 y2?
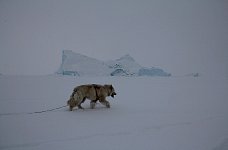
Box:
70 87 78 98
67 88 78 106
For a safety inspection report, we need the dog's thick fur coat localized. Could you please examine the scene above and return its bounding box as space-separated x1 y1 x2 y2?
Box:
67 84 116 111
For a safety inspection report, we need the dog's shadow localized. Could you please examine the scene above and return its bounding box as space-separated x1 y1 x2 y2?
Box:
64 103 110 112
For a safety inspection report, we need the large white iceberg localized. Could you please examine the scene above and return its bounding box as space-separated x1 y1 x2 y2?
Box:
57 50 171 77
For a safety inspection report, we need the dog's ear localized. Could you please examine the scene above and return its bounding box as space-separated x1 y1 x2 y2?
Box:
110 84 114 90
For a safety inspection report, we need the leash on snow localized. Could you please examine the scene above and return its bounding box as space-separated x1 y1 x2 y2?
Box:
0 105 68 116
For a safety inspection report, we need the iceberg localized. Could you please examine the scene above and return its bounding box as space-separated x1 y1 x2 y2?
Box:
138 67 171 77
57 50 110 76
57 50 171 77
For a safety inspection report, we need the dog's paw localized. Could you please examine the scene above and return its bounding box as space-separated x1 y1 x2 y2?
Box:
106 102 111 108
78 105 84 110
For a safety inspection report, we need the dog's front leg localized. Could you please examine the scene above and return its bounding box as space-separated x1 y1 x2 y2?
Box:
99 97 110 108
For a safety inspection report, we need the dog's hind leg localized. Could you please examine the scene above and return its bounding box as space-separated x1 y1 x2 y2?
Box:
78 104 84 109
67 98 77 111
78 97 86 109
71 92 85 110
69 106 74 111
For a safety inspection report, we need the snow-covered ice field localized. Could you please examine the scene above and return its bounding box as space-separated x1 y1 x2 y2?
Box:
0 75 228 150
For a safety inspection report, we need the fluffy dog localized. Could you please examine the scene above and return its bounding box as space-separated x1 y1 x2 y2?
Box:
67 84 116 111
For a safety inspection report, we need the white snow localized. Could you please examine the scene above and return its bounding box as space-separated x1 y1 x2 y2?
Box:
0 75 228 150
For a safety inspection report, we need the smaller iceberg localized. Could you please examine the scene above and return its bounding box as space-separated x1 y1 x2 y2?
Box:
138 67 171 77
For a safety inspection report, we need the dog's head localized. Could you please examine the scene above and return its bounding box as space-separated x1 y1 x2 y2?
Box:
105 84 117 98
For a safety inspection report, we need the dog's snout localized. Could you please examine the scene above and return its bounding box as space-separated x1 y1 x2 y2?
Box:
111 92 117 98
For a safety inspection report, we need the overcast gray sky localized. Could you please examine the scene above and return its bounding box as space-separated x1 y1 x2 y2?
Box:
0 0 227 76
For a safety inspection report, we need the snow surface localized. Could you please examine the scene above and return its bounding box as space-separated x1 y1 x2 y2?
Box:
0 75 228 150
